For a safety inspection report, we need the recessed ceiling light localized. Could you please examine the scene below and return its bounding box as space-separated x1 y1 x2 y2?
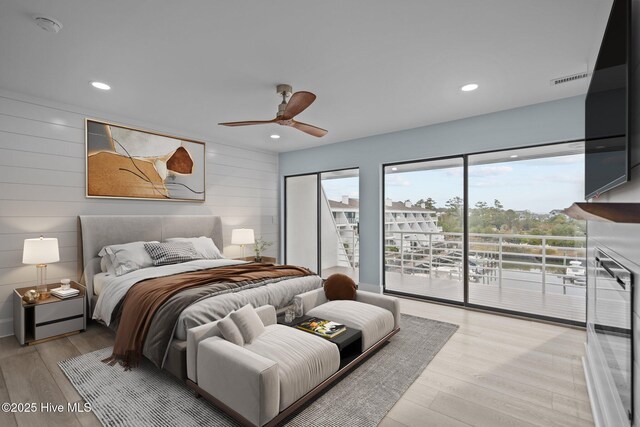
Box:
461 83 479 92
391 167 398 171
270 134 280 139
510 154 519 158
90 81 111 91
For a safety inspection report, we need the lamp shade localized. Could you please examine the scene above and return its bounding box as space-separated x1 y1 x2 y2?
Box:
23 237 60 264
231 228 255 245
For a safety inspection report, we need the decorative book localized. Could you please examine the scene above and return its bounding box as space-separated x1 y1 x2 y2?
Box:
295 317 346 339
51 287 79 299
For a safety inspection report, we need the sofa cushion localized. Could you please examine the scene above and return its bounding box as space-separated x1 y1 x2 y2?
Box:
323 273 357 300
217 315 244 346
230 304 265 344
245 325 340 411
307 300 394 351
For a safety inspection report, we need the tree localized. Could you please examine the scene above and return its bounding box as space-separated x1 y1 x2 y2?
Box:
445 197 463 212
440 197 464 233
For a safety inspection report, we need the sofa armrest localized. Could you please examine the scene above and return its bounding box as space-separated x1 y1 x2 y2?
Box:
255 305 277 326
356 291 401 329
197 337 279 427
186 305 277 382
294 288 328 314
187 321 222 382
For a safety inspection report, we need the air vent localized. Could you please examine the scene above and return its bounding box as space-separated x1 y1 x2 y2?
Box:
550 72 589 86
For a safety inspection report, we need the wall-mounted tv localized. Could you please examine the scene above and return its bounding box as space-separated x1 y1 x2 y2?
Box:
585 0 630 199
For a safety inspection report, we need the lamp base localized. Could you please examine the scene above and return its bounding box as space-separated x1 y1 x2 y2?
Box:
36 264 50 299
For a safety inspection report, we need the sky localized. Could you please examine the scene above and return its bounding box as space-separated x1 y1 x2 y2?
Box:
322 154 584 214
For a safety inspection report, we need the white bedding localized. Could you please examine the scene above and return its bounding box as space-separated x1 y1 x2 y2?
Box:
93 272 110 296
173 274 322 340
92 259 247 326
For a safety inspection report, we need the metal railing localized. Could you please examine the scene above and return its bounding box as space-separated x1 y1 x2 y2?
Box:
384 231 586 294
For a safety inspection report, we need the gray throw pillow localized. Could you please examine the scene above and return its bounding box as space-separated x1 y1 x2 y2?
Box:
165 236 223 259
230 304 265 344
143 242 202 266
217 315 244 346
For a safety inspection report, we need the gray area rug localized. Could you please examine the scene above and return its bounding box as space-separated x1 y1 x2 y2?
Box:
59 314 457 427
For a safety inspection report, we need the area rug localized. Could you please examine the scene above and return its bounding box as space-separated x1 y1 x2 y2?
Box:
59 314 457 427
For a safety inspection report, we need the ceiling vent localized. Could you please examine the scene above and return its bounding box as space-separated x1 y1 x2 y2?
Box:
550 72 589 86
34 16 63 34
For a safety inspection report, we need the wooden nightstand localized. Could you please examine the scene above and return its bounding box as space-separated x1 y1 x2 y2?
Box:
13 281 86 345
234 256 277 263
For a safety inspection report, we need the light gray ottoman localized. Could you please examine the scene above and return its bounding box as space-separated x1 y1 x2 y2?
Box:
295 289 400 351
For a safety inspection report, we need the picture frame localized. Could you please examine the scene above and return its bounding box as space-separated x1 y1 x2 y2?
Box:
85 119 206 202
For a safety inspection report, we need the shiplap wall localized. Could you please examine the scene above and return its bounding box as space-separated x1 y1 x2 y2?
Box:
0 89 279 337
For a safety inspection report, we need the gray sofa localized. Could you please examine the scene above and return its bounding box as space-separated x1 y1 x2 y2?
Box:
186 291 401 427
187 305 340 427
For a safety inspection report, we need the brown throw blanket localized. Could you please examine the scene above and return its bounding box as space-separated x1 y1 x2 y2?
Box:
104 263 313 369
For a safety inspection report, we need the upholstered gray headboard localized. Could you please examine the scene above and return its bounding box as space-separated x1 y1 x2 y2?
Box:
78 215 223 310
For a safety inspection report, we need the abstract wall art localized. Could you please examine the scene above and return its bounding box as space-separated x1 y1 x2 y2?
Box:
85 119 205 201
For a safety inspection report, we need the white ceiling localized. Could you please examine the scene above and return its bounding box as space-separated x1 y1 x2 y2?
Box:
0 0 612 152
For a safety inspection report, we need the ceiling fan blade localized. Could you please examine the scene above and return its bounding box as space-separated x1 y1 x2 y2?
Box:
219 119 276 127
291 121 328 137
282 91 316 119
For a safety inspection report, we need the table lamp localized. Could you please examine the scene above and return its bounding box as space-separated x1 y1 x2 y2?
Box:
23 236 59 297
231 228 254 259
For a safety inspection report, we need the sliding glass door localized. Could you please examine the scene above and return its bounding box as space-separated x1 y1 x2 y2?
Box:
382 142 586 323
285 168 359 280
383 158 464 303
467 142 586 322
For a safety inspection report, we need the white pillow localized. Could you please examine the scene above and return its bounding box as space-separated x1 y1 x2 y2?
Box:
229 304 265 344
164 236 223 259
98 241 158 277
100 256 115 275
217 314 244 346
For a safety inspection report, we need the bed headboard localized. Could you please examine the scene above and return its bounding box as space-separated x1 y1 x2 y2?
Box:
78 215 223 309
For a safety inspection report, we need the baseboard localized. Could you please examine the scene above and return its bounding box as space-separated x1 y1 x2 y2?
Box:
0 317 13 338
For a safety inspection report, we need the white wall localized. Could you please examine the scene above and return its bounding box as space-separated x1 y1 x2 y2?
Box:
279 95 585 289
0 89 279 337
284 174 318 270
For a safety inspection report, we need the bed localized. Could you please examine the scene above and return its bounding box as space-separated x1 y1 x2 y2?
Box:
78 215 323 380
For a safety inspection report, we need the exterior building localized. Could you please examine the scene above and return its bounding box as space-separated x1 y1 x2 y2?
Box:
383 198 443 251
320 195 442 274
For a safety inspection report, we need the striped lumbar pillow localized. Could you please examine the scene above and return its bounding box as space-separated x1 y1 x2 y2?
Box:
143 242 202 266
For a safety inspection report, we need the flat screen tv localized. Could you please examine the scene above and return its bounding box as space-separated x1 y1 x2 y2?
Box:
585 0 630 199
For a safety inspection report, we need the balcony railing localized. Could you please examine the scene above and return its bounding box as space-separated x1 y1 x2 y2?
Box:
384 231 586 294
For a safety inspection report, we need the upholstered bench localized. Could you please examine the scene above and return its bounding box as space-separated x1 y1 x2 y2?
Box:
186 305 340 427
294 288 401 351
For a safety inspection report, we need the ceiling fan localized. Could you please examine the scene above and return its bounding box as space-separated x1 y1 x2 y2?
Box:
218 84 328 137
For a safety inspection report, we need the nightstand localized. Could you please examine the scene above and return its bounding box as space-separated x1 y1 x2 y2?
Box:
234 256 277 263
13 281 86 345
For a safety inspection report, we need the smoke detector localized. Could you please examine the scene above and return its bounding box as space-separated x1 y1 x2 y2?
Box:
34 16 63 34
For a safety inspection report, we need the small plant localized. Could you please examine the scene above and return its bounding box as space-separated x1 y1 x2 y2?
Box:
253 236 273 261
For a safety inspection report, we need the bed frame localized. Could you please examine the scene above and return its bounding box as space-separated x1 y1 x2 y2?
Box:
78 215 223 310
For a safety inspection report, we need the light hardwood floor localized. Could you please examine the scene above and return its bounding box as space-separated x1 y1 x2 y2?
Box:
0 298 593 427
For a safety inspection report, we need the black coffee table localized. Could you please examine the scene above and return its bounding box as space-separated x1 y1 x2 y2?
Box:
277 314 362 363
